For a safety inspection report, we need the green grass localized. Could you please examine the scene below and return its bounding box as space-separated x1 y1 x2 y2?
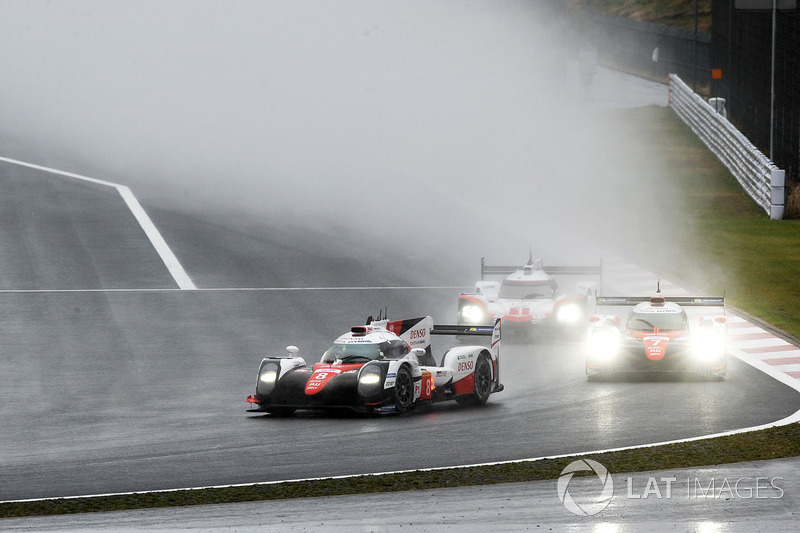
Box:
619 107 800 338
3 106 800 519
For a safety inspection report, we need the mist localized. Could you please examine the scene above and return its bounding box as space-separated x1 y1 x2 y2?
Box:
0 0 671 274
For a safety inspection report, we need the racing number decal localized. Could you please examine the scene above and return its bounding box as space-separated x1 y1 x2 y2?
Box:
420 370 432 400
644 336 670 361
305 369 341 395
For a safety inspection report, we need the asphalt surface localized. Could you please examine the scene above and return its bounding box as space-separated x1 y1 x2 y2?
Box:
1 159 800 504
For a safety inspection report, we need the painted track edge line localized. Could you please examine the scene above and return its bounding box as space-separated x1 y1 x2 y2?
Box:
0 286 468 294
116 186 195 290
0 156 195 290
6 395 799 505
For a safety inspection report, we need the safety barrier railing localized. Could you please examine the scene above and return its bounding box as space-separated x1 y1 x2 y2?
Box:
668 74 785 220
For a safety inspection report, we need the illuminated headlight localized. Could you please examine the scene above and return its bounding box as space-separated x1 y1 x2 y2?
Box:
358 366 383 397
556 303 582 324
460 304 486 324
692 330 726 359
256 362 280 396
588 328 619 359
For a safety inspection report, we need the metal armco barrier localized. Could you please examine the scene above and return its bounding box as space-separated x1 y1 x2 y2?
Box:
668 73 785 220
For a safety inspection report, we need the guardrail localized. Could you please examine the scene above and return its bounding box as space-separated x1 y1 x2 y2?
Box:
668 74 785 220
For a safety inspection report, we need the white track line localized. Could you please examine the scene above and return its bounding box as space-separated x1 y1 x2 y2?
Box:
0 286 467 294
0 156 196 290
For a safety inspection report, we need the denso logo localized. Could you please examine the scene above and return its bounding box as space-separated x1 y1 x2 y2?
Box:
409 328 426 340
457 361 474 372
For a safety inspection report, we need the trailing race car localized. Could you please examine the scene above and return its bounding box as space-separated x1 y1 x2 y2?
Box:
246 315 503 416
457 255 601 340
585 285 727 379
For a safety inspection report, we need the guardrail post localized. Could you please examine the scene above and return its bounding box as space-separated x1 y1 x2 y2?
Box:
771 168 785 220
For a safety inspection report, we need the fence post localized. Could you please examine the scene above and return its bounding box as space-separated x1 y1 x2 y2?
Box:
771 168 785 220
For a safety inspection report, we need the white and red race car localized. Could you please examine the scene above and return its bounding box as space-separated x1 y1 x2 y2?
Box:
457 256 601 340
585 286 727 379
246 315 503 416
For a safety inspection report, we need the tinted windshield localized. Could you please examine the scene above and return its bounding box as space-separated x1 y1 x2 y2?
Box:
627 311 688 332
499 280 555 300
321 342 385 363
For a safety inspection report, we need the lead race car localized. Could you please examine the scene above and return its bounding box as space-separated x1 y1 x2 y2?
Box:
585 284 728 379
457 255 601 340
246 315 503 415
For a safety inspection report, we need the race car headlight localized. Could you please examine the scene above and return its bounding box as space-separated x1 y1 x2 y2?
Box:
460 304 486 324
556 302 582 324
358 365 383 397
691 330 726 359
256 361 280 396
588 328 620 359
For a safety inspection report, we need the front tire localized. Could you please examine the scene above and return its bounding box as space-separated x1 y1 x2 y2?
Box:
456 354 493 406
393 365 414 414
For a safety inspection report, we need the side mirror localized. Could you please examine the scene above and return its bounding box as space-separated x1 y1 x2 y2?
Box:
286 345 299 355
411 348 427 357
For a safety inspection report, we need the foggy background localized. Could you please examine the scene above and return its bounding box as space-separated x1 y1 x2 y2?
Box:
0 0 674 279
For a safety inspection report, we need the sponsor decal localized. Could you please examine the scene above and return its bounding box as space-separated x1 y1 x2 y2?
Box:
643 335 670 361
409 328 426 340
457 361 474 372
305 368 342 395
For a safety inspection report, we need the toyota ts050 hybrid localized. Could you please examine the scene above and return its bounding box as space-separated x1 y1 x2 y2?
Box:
246 315 503 416
585 285 727 379
457 255 601 340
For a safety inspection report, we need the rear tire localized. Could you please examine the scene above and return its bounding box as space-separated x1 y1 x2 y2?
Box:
456 354 492 406
393 365 414 414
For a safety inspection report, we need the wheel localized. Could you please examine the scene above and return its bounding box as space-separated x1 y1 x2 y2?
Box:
456 354 493 406
393 365 414 414
266 406 296 417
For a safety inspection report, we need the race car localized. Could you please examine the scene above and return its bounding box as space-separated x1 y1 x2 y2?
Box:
585 285 727 379
246 315 503 416
457 255 601 340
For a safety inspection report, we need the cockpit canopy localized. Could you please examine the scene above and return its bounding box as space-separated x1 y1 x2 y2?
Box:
626 309 688 332
498 279 557 300
321 338 409 363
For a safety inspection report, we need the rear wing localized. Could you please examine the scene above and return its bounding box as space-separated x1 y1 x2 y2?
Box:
480 257 602 280
385 317 501 355
596 296 725 307
433 319 502 357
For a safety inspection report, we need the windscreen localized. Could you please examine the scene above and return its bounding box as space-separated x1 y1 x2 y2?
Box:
626 311 688 332
498 280 554 300
321 342 384 363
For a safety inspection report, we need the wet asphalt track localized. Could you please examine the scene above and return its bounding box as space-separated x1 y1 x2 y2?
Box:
1 161 800 502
